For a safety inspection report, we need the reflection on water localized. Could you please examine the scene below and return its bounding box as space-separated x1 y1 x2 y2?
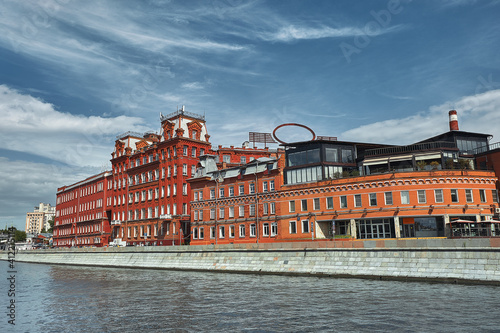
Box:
2 261 500 332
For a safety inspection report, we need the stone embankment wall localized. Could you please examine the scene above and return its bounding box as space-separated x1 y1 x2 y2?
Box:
3 238 500 284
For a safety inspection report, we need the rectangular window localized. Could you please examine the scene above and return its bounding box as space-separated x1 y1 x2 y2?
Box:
249 183 255 194
229 186 234 197
239 224 245 237
479 189 486 203
340 196 347 208
369 193 377 206
191 147 196 157
289 221 297 234
250 224 256 237
210 208 215 220
183 145 188 156
219 207 224 219
271 222 278 236
191 165 196 177
450 189 459 203
210 189 215 199
384 192 393 205
417 190 426 204
263 223 269 237
270 202 275 214
326 197 334 210
241 156 246 164
289 201 295 213
183 164 188 176
199 227 204 239
219 226 225 238
354 194 362 207
270 180 275 191
493 190 499 203
239 185 244 195
229 225 235 238
263 182 268 192
263 202 269 215
302 220 309 233
301 199 308 211
465 189 473 203
249 204 256 216
400 191 410 205
219 187 225 198
312 198 320 210
228 206 234 218
210 226 215 239
434 189 444 203
223 155 230 163
239 206 245 217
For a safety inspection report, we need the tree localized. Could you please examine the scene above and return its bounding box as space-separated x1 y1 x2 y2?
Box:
416 160 427 171
48 217 54 233
15 230 26 242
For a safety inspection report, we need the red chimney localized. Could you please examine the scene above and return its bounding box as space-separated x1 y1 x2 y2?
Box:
449 110 459 131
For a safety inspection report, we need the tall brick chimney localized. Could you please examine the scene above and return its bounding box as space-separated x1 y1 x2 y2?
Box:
449 110 459 131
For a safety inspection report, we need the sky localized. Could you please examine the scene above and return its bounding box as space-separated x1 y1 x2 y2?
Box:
1 0 500 230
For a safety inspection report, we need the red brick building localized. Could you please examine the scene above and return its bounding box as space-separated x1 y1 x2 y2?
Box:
188 111 500 244
108 107 280 246
189 155 284 245
53 171 113 247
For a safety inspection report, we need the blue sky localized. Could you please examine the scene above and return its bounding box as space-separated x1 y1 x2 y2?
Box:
1 0 500 230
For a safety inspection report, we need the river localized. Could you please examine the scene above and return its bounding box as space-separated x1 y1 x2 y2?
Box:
1 261 499 332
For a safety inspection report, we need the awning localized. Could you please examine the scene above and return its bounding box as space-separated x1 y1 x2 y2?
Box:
388 155 413 162
450 219 500 223
362 157 388 166
450 219 476 223
415 153 442 161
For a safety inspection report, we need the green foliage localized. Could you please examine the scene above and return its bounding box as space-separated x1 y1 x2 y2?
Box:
15 230 26 242
445 158 455 169
458 158 470 170
416 160 427 171
48 217 54 233
350 169 360 177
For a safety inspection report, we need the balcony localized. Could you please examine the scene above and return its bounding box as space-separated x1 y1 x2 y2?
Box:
365 141 457 157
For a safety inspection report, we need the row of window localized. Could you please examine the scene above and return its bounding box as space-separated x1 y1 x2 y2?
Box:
288 189 499 212
194 180 276 201
116 202 189 221
126 164 197 187
119 184 189 207
193 202 276 221
57 182 105 204
126 146 206 169
192 222 279 240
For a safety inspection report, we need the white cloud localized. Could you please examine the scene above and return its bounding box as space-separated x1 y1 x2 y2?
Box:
261 25 367 42
181 82 204 90
0 157 100 230
0 85 148 166
341 89 500 144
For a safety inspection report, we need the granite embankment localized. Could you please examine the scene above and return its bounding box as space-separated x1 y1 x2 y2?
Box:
3 238 500 284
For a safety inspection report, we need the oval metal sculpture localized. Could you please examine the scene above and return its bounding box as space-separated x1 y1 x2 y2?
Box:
272 123 316 144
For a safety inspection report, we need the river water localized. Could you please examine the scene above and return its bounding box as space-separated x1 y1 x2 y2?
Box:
2 261 500 333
